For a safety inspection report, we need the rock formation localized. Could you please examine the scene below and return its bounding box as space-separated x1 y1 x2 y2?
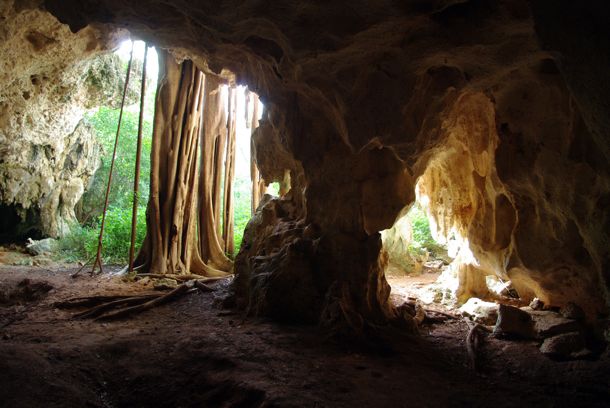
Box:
0 1 126 238
5 0 608 327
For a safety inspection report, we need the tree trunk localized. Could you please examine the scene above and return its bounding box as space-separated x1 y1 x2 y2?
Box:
135 51 232 277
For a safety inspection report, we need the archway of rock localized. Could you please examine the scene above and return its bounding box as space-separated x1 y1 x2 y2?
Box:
38 0 609 331
2 1 610 406
383 92 520 322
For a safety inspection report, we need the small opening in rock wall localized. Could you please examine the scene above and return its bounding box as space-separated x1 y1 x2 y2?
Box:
382 189 453 307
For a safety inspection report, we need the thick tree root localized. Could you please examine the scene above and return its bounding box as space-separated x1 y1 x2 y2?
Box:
58 279 221 321
136 273 231 282
95 284 191 321
73 294 160 319
55 294 157 309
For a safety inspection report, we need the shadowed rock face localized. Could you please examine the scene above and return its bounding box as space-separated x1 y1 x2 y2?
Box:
19 0 610 323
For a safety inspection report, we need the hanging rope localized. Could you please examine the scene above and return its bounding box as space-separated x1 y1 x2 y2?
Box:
91 41 135 275
128 43 149 273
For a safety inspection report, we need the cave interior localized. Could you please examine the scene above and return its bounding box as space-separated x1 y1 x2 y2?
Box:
1 0 609 407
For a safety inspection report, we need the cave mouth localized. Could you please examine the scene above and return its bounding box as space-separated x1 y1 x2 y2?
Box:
383 199 451 306
13 35 270 268
0 204 43 244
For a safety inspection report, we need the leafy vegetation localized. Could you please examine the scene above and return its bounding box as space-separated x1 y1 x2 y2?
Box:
405 204 445 259
57 102 258 264
57 105 152 264
232 177 252 253
76 107 152 226
57 52 262 265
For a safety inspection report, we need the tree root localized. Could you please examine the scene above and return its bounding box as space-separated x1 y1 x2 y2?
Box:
73 294 160 319
57 279 221 321
399 300 459 324
96 283 191 321
136 273 232 282
466 322 490 372
55 294 157 309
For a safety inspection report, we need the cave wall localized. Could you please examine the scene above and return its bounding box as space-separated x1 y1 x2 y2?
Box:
30 0 610 323
0 1 126 238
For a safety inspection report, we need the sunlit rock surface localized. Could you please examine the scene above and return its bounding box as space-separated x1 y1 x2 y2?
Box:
17 0 610 323
0 1 126 237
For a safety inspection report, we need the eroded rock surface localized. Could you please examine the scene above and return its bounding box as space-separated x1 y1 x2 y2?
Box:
0 1 126 237
13 0 610 325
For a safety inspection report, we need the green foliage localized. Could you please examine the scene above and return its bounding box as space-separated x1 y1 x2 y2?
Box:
55 223 98 263
406 204 444 259
78 106 152 225
57 204 148 264
58 103 153 263
232 176 253 255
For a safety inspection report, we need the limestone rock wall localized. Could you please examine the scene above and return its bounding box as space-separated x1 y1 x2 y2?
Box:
36 0 610 323
0 1 125 238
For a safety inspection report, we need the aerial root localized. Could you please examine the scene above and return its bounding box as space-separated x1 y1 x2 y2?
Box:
56 279 222 321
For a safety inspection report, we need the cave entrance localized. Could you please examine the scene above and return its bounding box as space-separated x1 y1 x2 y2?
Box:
55 40 269 268
382 183 454 308
0 204 43 244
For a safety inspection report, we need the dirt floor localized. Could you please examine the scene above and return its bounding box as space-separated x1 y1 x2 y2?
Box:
1 258 609 407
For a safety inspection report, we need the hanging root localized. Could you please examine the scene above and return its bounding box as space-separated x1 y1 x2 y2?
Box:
58 279 223 321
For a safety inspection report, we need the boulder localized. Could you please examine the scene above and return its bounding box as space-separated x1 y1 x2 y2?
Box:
494 304 535 339
560 302 586 321
529 298 545 310
539 332 587 359
529 310 581 339
25 238 56 256
459 297 498 325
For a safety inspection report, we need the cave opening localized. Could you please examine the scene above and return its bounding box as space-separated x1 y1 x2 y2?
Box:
383 196 452 307
1 1 610 406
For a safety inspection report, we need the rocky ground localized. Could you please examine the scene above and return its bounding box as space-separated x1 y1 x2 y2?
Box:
0 257 609 408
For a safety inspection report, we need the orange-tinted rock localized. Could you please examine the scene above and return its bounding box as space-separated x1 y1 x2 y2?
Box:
5 0 608 325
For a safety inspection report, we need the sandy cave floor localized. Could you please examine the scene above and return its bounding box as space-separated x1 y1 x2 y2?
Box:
0 259 609 408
